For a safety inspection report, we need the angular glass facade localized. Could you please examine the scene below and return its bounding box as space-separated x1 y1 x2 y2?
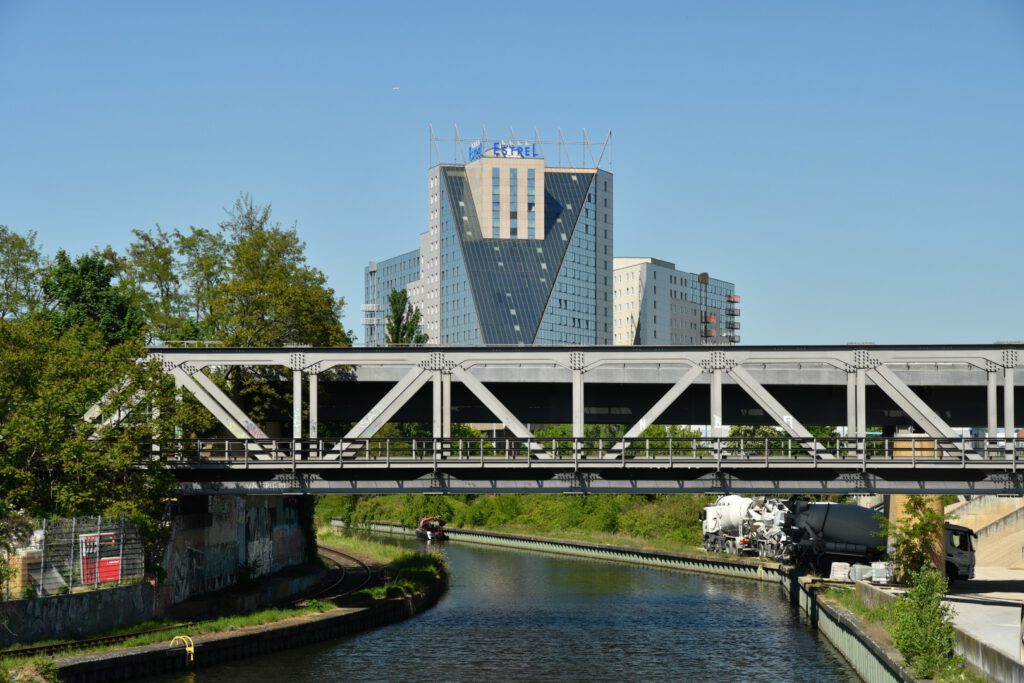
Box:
437 164 600 345
367 148 613 346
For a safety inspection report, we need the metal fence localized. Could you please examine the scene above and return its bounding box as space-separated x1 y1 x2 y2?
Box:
2 516 145 599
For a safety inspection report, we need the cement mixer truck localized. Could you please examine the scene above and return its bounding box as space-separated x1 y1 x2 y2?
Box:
699 495 975 580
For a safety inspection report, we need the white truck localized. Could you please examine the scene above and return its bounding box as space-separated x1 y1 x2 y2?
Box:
699 495 976 581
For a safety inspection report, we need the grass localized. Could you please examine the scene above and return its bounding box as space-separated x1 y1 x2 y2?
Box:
317 530 418 565
0 533 445 672
821 586 985 683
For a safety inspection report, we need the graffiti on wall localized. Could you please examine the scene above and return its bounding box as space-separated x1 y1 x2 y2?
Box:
245 504 274 578
165 496 307 606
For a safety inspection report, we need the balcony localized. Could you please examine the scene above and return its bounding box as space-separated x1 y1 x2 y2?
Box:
725 334 741 343
360 303 382 312
361 318 384 327
701 328 718 338
725 307 740 316
725 321 740 330
702 312 717 323
726 294 741 304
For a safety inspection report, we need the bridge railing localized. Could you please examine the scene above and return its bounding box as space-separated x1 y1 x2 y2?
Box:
143 436 1022 467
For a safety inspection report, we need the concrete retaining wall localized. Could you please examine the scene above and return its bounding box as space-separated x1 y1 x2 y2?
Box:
0 583 156 649
56 571 447 683
857 580 1024 683
161 495 308 609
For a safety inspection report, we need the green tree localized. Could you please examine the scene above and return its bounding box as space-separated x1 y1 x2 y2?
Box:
890 565 958 678
122 226 191 343
0 316 210 542
207 195 349 347
173 226 228 337
883 496 945 583
385 288 427 345
0 226 44 320
41 250 144 345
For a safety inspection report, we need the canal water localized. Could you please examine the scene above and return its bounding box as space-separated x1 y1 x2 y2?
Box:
147 536 859 682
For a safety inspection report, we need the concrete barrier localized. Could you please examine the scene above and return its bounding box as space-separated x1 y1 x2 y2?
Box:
0 583 156 649
55 570 447 683
856 580 1024 682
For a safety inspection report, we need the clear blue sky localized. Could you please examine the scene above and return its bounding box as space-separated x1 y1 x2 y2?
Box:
2 1 1022 344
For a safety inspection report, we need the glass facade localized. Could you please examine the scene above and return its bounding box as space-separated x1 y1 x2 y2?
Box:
439 164 597 345
491 168 500 239
367 151 612 347
363 249 420 345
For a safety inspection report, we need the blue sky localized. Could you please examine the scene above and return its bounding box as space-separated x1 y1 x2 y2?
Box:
1 1 1022 344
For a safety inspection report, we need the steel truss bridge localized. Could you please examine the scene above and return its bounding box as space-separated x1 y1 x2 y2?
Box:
95 344 1023 495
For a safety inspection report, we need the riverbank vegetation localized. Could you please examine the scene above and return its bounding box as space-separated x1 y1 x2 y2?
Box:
317 493 716 553
826 566 981 682
1 533 445 681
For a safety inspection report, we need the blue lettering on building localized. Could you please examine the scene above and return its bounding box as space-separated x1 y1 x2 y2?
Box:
468 142 541 161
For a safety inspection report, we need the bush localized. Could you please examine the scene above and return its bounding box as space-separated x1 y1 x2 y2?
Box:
891 566 957 678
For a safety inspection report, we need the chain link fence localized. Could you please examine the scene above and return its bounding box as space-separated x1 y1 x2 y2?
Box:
2 516 144 600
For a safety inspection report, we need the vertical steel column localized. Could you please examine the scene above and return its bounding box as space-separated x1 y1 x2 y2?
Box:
1005 367 1016 455
432 371 442 439
572 370 584 439
846 372 856 440
856 369 866 456
292 369 302 458
442 372 451 439
988 370 998 441
711 368 723 437
309 372 319 440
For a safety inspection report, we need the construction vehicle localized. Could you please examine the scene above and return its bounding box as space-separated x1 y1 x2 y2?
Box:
699 495 975 580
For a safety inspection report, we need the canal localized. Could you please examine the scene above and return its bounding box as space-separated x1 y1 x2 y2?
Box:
146 535 859 681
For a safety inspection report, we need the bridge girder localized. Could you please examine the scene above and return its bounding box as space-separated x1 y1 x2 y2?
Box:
124 345 1020 449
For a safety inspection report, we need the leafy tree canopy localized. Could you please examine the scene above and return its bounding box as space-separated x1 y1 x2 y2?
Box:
0 225 44 320
385 288 427 346
41 249 144 345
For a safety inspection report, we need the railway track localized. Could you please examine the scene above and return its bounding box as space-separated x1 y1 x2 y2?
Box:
2 545 374 660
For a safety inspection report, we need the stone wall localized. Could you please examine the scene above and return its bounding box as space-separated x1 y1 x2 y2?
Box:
0 583 156 649
160 495 307 608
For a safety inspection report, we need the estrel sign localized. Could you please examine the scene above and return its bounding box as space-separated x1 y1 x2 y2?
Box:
468 141 541 162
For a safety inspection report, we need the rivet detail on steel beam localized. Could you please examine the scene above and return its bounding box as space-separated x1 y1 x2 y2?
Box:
847 350 881 371
180 362 198 376
569 352 586 372
1003 350 1019 368
151 353 175 373
419 352 456 373
700 351 735 372
289 353 306 371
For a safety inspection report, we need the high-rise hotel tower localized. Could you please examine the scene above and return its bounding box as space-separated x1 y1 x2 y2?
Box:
365 132 613 345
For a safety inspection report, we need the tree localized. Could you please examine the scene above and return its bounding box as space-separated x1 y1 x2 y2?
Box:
208 195 350 347
173 226 228 338
0 316 212 542
122 227 190 344
385 288 427 345
890 565 958 678
0 225 44 319
883 495 945 583
40 250 143 345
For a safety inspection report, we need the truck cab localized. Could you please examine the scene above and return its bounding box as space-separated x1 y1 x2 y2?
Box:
944 523 976 582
